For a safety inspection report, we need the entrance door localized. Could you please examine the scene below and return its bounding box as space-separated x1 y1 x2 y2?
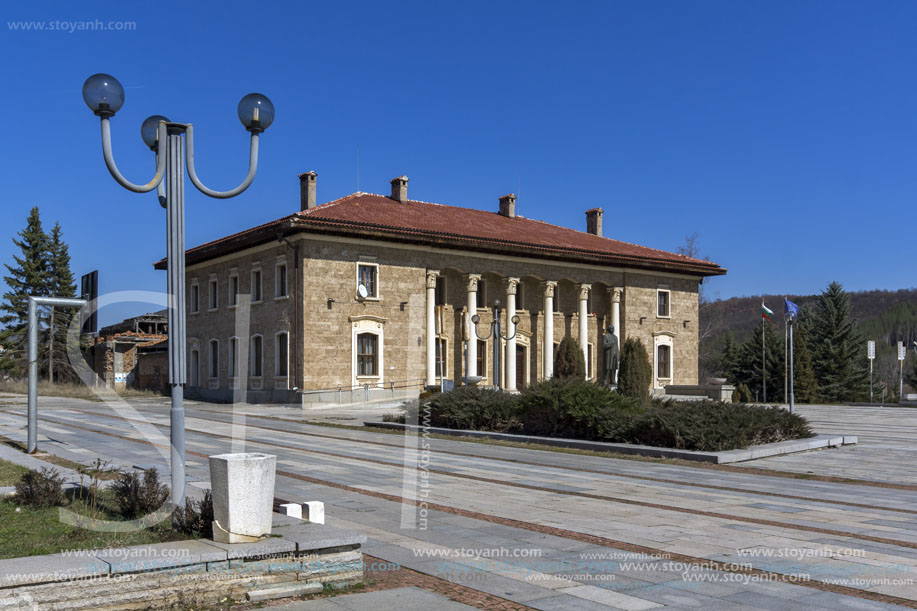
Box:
516 345 526 389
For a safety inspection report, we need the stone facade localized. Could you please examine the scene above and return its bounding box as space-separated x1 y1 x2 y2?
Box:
183 233 703 402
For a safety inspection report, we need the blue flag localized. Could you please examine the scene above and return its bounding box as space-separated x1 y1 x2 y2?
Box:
785 298 799 318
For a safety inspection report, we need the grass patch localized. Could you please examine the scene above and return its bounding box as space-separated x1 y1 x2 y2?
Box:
0 488 184 558
0 459 28 486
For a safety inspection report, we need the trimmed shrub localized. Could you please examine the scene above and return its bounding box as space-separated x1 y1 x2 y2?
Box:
173 490 214 538
554 337 586 380
618 338 652 402
629 400 813 451
15 467 65 507
735 383 753 403
427 387 522 432
518 378 641 440
111 468 170 519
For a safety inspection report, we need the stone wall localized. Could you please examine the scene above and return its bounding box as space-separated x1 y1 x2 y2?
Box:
182 233 701 396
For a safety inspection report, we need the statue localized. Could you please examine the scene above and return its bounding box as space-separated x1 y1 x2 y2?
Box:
602 325 619 387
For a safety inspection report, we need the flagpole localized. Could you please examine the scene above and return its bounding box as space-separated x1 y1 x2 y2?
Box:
762 310 766 404
789 316 795 414
784 296 788 405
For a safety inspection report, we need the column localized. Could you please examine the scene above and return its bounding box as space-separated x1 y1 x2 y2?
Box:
578 284 591 366
542 281 556 380
505 277 520 391
425 270 439 386
465 274 481 379
610 287 623 344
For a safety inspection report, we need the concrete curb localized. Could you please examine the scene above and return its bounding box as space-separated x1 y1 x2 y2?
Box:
364 422 857 464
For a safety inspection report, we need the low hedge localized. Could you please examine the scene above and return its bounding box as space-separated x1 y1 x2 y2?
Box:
417 381 813 452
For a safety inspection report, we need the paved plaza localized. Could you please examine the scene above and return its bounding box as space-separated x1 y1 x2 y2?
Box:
0 394 914 610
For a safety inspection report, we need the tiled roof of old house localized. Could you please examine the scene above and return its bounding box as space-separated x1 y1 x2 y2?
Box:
155 192 725 276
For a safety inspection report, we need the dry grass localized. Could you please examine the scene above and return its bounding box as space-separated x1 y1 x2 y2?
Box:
0 379 165 402
0 435 121 480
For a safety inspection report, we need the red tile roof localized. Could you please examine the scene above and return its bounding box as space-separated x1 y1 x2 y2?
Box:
156 192 725 276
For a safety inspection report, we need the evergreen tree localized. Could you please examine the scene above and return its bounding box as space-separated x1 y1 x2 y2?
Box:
810 282 869 402
554 336 585 380
0 208 51 377
789 315 818 403
618 337 652 402
906 353 917 393
734 320 784 402
717 331 741 384
46 223 78 383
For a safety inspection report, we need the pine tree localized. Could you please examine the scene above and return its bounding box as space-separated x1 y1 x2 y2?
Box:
810 282 869 402
734 320 784 402
47 223 78 383
717 331 741 384
789 315 818 403
554 336 585 380
0 208 51 377
618 337 652 401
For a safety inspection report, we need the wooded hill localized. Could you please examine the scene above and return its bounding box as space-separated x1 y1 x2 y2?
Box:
699 287 917 395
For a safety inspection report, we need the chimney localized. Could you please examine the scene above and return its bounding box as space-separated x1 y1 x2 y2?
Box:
299 171 317 211
390 175 409 202
586 208 603 236
498 193 517 218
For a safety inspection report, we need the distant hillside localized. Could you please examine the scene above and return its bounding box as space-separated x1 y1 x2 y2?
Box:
699 287 917 390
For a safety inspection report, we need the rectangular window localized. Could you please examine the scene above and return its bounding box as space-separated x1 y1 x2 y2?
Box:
276 332 289 377
250 335 263 377
229 275 239 307
357 264 378 298
251 269 263 303
189 350 199 387
228 338 238 378
275 263 288 298
476 279 486 309
434 276 446 306
209 340 219 378
357 333 377 376
435 338 448 378
190 282 200 314
657 289 671 318
657 344 671 379
476 340 487 378
209 279 218 310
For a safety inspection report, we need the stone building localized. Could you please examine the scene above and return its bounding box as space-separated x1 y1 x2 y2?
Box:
88 311 169 392
157 174 725 404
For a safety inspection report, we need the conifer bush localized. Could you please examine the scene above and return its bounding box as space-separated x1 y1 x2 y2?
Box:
618 338 652 402
111 468 170 519
427 387 522 432
554 337 586 380
15 467 65 508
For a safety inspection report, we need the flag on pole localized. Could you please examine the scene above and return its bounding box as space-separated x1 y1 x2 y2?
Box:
784 298 799 319
761 302 774 320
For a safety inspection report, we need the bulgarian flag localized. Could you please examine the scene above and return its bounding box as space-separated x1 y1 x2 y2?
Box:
761 302 774 320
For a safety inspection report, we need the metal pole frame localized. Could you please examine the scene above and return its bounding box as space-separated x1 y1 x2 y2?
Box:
96 115 263 521
788 317 795 414
27 296 87 453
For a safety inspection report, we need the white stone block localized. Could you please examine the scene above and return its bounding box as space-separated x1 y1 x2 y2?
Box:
279 503 302 520
304 501 325 524
209 452 277 543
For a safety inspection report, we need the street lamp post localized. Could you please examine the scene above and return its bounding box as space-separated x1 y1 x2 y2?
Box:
82 73 274 518
471 300 519 391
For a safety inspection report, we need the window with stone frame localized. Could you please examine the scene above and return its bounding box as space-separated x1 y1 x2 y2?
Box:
357 263 378 299
228 337 238 378
208 279 218 310
657 344 671 379
229 274 239 307
657 289 671 318
250 335 263 377
357 333 378 376
275 263 288 298
208 340 219 378
476 340 487 378
276 332 289 377
190 282 200 314
435 338 448 378
251 269 263 303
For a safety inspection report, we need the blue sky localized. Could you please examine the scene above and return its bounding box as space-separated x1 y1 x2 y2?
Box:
1 1 915 326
